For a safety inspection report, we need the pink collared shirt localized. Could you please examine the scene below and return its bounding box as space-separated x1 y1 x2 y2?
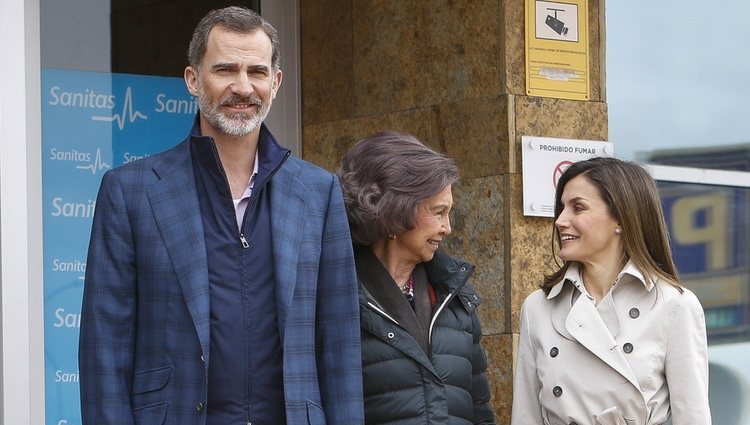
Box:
232 154 260 230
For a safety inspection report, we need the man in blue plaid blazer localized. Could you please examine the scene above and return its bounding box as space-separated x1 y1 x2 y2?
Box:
79 6 363 425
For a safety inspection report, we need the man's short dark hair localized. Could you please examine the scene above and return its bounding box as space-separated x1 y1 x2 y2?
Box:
187 6 280 71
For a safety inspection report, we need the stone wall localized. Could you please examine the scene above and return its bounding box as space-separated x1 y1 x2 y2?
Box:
300 1 608 422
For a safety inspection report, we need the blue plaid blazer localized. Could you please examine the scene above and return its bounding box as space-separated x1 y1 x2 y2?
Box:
79 137 363 425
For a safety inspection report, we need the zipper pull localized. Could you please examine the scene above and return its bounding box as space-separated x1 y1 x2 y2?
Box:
239 234 250 248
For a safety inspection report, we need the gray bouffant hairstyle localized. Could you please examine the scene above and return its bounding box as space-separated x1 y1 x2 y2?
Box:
187 6 281 71
337 131 459 246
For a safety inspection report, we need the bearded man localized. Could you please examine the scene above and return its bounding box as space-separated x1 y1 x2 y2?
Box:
78 6 363 425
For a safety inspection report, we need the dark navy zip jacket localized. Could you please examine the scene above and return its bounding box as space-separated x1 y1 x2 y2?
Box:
190 120 290 424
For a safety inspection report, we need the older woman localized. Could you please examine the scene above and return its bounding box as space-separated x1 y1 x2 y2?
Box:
511 157 711 425
337 131 495 425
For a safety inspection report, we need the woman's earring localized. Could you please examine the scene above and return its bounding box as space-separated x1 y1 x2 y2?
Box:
615 226 622 234
388 234 396 240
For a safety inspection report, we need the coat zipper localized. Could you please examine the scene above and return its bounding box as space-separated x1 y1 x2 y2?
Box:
366 301 400 325
207 138 291 250
364 262 475 345
428 293 454 344
428 265 474 344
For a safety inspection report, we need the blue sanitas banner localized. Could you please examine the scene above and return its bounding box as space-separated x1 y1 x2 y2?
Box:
42 69 197 425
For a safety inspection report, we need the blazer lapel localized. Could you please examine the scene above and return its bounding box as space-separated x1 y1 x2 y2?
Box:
147 142 211 355
565 293 640 390
269 163 306 340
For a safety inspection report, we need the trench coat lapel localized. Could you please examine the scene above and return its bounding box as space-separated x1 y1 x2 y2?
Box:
551 283 575 341
565 293 640 390
597 293 621 338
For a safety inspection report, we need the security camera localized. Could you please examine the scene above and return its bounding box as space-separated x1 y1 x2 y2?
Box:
545 9 568 36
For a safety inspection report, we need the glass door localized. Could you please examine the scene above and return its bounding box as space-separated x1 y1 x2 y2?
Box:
40 2 259 423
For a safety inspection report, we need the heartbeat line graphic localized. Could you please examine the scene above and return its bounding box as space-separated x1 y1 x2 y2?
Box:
75 148 111 175
91 86 148 129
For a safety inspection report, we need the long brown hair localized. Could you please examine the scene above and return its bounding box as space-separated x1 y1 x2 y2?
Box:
542 157 683 293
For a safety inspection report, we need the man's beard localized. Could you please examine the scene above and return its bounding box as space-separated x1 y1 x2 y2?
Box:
198 91 272 137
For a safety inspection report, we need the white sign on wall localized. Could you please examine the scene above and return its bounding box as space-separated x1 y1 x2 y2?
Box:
522 135 613 217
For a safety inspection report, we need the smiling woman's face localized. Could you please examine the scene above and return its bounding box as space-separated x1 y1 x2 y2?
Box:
393 185 453 265
555 175 623 267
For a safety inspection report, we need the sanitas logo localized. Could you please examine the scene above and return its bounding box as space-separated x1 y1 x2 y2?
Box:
48 86 115 109
55 370 79 383
156 93 199 115
51 258 86 271
48 82 196 131
53 308 81 328
51 258 87 281
47 84 149 129
76 148 111 174
49 147 111 175
92 86 148 129
51 197 95 218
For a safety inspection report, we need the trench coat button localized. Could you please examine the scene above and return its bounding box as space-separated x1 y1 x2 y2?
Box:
629 308 640 318
387 332 395 339
195 402 205 412
550 347 559 357
552 386 563 397
623 342 634 353
200 354 205 362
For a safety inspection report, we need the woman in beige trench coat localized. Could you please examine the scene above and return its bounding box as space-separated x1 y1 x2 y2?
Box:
511 157 711 425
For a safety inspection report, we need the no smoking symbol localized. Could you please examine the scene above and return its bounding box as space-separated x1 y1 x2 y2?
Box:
553 160 573 189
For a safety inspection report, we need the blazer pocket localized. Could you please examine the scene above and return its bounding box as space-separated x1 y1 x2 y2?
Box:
132 365 172 394
133 401 167 425
306 399 326 425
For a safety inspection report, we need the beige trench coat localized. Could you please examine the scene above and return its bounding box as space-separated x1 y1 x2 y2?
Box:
511 262 711 425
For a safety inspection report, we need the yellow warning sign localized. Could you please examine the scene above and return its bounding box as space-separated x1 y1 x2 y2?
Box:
525 0 589 101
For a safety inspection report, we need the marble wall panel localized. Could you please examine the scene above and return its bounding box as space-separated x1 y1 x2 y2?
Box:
482 334 514 424
352 0 502 116
445 175 508 335
502 0 525 96
507 174 558 333
301 108 438 171
437 95 511 179
300 0 355 125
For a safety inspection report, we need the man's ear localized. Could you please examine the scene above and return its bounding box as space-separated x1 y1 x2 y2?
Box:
184 66 200 96
271 69 283 99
